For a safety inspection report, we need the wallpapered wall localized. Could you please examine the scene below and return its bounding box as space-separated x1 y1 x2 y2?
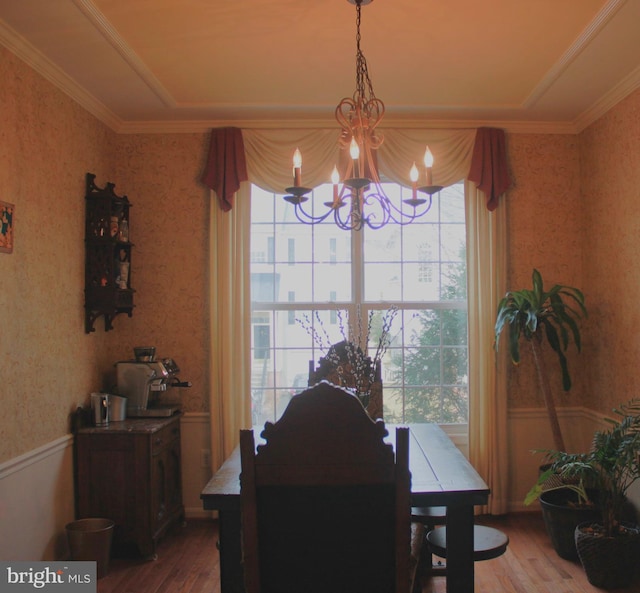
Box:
580 90 640 414
501 133 587 410
3 38 640 464
109 135 210 414
0 47 121 462
0 45 213 463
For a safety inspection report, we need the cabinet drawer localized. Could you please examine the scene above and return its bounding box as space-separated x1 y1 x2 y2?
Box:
151 420 180 455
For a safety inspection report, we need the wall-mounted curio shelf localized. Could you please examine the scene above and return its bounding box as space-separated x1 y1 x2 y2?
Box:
84 173 135 333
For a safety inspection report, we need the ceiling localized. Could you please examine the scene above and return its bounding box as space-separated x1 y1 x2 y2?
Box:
1 0 639 134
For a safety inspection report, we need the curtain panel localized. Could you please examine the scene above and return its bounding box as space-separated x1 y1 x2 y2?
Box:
203 126 510 513
201 127 248 211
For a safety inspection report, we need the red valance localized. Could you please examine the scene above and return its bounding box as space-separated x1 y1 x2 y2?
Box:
468 127 511 211
201 127 248 212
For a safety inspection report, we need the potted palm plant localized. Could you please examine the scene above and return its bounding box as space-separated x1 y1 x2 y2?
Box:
496 269 589 559
528 399 640 589
494 268 587 451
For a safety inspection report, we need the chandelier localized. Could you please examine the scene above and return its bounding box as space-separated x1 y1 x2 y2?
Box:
284 0 443 231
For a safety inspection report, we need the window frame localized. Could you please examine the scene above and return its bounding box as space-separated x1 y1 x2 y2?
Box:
249 182 469 427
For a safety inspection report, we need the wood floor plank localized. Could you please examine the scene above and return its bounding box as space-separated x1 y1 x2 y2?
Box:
98 513 640 593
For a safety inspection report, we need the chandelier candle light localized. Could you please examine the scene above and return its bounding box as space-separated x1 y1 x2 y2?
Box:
284 0 444 231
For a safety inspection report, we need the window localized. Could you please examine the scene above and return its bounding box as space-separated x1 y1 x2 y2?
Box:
250 181 468 426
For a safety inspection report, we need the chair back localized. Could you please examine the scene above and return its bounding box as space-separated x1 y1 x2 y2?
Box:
240 381 410 593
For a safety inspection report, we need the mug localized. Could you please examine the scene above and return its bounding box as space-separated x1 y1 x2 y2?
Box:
91 392 110 426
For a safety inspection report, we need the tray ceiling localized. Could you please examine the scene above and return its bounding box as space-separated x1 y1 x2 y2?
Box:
1 0 639 133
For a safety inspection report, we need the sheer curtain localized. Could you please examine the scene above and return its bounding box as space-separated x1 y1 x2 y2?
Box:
204 127 509 512
208 184 252 469
466 184 508 514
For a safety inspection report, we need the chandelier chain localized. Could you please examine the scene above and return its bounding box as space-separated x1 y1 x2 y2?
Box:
354 1 375 106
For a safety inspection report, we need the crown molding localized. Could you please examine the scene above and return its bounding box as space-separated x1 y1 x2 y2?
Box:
0 18 123 131
115 117 580 136
72 0 176 107
523 0 625 109
3 12 626 139
573 64 640 133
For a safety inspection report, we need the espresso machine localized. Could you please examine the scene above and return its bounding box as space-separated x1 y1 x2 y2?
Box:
115 348 191 417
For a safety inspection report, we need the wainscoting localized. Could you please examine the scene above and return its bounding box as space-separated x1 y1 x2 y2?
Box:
507 406 603 512
179 412 213 519
2 407 633 562
0 412 212 561
0 434 75 560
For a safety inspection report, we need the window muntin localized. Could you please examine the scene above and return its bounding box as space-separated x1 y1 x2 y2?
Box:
250 182 467 427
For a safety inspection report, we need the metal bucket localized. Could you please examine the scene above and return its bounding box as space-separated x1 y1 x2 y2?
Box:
109 394 127 421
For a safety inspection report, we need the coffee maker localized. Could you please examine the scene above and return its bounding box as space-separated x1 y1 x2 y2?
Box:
115 348 191 417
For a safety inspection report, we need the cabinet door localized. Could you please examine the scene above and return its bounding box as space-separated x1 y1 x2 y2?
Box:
151 449 168 528
76 433 148 554
165 438 182 515
150 420 183 536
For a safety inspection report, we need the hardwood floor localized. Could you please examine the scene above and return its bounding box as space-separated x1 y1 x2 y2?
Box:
97 520 220 593
98 512 639 593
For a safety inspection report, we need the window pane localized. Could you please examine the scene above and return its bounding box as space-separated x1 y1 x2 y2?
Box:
402 224 437 261
364 263 402 301
276 262 312 302
363 224 401 262
314 264 352 301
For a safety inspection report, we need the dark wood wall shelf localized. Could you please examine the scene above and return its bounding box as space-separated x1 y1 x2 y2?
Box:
84 173 134 332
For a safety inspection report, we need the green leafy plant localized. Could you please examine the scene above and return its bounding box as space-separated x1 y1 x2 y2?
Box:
524 467 591 507
495 269 587 450
527 399 640 537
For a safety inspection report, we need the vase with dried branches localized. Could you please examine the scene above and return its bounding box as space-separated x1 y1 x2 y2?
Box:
298 306 398 419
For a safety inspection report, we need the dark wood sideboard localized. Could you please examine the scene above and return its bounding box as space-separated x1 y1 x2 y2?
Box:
75 415 184 558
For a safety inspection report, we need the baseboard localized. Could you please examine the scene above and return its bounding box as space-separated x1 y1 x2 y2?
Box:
185 506 215 520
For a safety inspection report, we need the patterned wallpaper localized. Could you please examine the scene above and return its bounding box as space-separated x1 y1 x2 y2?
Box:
502 133 586 409
579 89 640 414
3 39 640 462
0 47 118 461
502 90 640 415
110 135 211 414
1 46 213 463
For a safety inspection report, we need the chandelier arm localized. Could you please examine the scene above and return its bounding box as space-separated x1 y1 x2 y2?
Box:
360 193 391 230
292 202 343 225
363 184 436 227
333 207 358 232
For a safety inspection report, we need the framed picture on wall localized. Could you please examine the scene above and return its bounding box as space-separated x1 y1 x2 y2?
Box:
0 200 15 254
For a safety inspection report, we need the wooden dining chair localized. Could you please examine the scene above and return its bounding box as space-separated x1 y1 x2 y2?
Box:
239 380 411 593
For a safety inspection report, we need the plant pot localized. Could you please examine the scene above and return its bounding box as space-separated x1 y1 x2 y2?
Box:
539 488 601 560
575 521 640 589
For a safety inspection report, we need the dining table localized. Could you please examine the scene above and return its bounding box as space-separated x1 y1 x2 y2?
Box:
201 423 490 593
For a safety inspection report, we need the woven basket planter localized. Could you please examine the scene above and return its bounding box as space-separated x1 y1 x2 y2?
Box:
575 521 640 589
